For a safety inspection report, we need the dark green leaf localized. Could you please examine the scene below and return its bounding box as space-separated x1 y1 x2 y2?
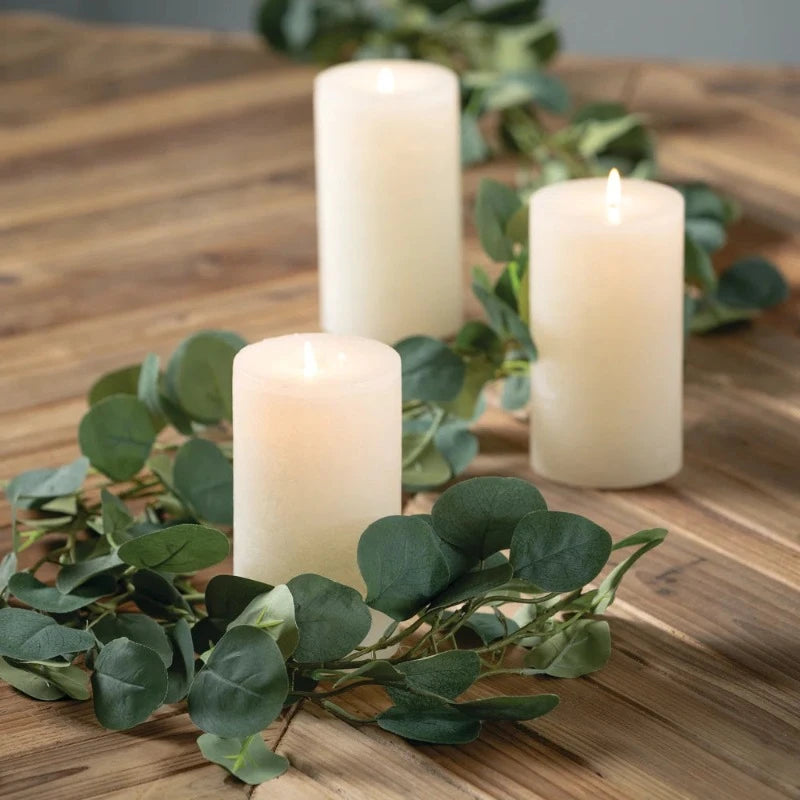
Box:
389 650 480 708
430 561 513 609
79 395 156 481
510 510 612 592
524 619 611 677
188 626 289 738
435 422 479 477
93 613 173 667
686 217 726 252
684 234 717 292
395 336 466 403
0 655 65 700
459 612 519 645
228 585 299 658
0 552 17 596
56 552 124 594
472 279 536 359
358 516 450 620
88 364 141 406
118 523 230 573
130 569 192 620
333 660 406 688
287 573 371 662
205 574 273 627
165 330 245 423
688 300 758 334
402 435 452 490
8 572 116 614
197 733 288 785
456 693 559 721
0 607 94 661
377 705 481 744
440 356 494 420
461 110 490 166
717 257 789 310
92 637 169 729
6 457 89 508
475 179 521 262
173 439 234 525
676 182 728 222
431 476 547 559
453 321 503 362
164 619 195 703
32 661 91 700
101 489 133 544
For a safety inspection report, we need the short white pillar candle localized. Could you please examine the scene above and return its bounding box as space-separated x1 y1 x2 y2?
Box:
233 333 401 589
529 172 684 488
315 59 463 343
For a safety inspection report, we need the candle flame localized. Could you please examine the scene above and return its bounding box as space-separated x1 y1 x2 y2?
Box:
303 340 318 378
376 66 395 94
606 168 622 225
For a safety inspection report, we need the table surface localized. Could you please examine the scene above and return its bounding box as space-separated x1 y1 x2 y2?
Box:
0 12 798 800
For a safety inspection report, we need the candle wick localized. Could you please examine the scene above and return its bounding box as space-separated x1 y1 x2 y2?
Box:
303 341 319 378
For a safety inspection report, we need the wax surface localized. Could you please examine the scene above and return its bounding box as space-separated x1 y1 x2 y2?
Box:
233 333 402 589
315 60 463 342
529 178 685 488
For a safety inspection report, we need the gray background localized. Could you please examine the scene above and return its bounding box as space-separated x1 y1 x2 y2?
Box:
1 0 798 64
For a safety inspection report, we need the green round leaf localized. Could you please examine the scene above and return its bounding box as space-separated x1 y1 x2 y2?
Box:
166 331 245 423
0 655 65 701
228 585 299 659
117 523 230 574
188 626 289 738
6 457 89 508
685 218 726 252
197 733 288 785
377 706 481 744
402 435 452 490
717 257 789 310
456 693 559 721
79 395 157 481
130 569 192 620
88 365 141 406
429 561 513 609
93 613 173 667
510 511 612 592
395 336 466 403
92 637 169 730
0 607 94 661
34 662 91 700
358 516 450 620
389 650 480 709
524 619 611 678
173 439 233 525
684 234 717 292
8 572 116 614
56 552 124 594
164 619 195 704
287 573 371 662
431 477 547 559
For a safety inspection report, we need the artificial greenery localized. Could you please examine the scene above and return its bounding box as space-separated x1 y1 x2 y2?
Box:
1 333 665 787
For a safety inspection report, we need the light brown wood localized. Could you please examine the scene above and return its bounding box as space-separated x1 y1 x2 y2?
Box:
0 11 798 800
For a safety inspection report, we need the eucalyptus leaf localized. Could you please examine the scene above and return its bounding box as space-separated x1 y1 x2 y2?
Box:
188 625 289 738
458 612 519 645
164 619 195 703
0 552 17 595
32 661 91 700
101 489 133 545
92 637 169 730
402 435 452 490
684 234 717 293
461 110 490 166
524 619 611 678
173 438 234 525
388 650 480 708
0 655 65 701
434 422 479 477
79 395 156 481
717 257 789 310
228 584 299 658
0 607 94 661
93 613 173 667
456 693 559 721
56 552 124 594
117 523 230 573
333 660 406 688
358 516 450 620
88 365 141 407
8 572 116 614
197 733 289 785
475 178 521 262
472 278 536 359
137 352 164 421
502 373 530 410
431 476 547 559
377 706 481 744
130 569 192 620
6 457 89 508
395 336 466 403
510 510 612 592
429 561 513 609
287 573 371 662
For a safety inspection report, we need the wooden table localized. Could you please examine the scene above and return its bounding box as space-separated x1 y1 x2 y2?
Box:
0 12 798 800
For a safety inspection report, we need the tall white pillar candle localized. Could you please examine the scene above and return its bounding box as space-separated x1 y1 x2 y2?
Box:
233 333 401 588
315 60 463 343
529 172 684 488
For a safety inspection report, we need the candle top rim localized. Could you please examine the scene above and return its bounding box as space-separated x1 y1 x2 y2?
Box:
531 177 684 226
234 332 400 392
315 59 458 99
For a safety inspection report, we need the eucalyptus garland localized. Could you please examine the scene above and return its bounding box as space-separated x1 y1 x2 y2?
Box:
1 332 665 787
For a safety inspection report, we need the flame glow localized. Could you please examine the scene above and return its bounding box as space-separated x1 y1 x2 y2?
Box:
303 340 319 378
376 66 395 94
606 168 622 225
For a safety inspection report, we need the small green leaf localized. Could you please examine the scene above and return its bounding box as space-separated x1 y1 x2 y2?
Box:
56 552 123 594
287 573 371 662
429 561 513 609
472 279 536 360
716 257 788 310
510 510 612 592
0 607 94 661
388 650 481 709
130 569 192 620
164 619 195 704
93 613 173 667
395 336 466 403
453 321 503 362
686 217 726 252
0 655 65 701
684 234 717 292
456 694 559 721
402 435 452 490
88 364 141 406
188 626 289 738
377 706 481 744
8 572 116 614
458 612 519 645
33 662 91 700
101 489 133 544
117 523 230 574
461 110 489 166
524 619 611 678
434 422 479 477
92 637 169 730
137 352 164 420
475 179 522 262
79 395 156 481
0 552 17 596
358 516 450 620
431 477 547 559
6 457 89 508
173 439 234 525
502 374 530 410
197 733 288 785
333 660 406 688
228 585 299 658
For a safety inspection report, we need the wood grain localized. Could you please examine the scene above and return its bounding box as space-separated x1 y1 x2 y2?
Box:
0 12 798 800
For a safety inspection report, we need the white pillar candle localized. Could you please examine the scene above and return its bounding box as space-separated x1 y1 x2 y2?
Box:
315 60 463 343
233 333 401 589
529 172 684 488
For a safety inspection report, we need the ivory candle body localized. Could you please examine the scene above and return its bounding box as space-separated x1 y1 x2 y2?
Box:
233 333 401 589
315 60 462 343
529 177 684 488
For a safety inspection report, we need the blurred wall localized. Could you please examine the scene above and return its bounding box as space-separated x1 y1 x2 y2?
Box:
1 0 798 64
